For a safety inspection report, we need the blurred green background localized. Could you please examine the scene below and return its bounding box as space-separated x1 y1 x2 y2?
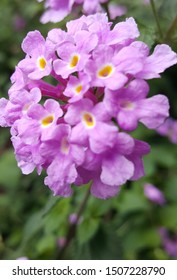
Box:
0 0 177 260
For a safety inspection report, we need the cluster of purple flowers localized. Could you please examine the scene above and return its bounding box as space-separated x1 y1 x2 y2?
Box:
0 14 177 199
37 0 126 23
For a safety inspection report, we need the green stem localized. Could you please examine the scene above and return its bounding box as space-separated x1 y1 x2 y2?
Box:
150 0 163 41
57 186 90 259
102 2 111 22
164 14 177 43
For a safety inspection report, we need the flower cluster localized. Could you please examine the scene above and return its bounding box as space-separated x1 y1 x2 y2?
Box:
0 14 177 199
37 0 126 23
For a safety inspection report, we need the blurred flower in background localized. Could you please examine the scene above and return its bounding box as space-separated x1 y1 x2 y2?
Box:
157 118 177 144
159 228 177 257
16 256 29 260
13 15 26 32
144 183 166 205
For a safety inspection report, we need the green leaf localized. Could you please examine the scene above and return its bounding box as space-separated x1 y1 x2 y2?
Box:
138 24 156 48
77 217 100 245
118 191 149 214
21 195 60 246
36 234 56 255
0 149 21 189
44 198 71 235
165 175 177 202
123 228 161 252
157 205 177 229
147 145 177 168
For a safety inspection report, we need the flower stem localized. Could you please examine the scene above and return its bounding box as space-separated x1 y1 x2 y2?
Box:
102 2 111 22
164 14 177 43
150 0 163 41
57 186 90 259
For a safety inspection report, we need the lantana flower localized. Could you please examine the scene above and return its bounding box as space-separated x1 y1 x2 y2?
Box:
0 14 177 199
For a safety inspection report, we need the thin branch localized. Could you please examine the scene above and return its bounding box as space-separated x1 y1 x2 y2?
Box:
150 0 163 41
57 186 90 259
102 2 111 22
164 14 177 43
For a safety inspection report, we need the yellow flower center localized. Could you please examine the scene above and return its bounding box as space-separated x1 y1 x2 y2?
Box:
69 55 79 68
75 84 83 94
37 57 47 70
97 65 113 78
41 115 54 127
83 112 95 128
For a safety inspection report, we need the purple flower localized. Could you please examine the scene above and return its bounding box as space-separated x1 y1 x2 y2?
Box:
157 118 177 144
104 79 169 131
127 140 150 180
41 124 85 196
53 30 98 79
38 0 75 23
18 31 55 80
0 88 41 127
65 98 118 154
57 237 67 248
16 256 29 260
144 184 166 205
85 45 129 91
82 0 107 14
106 17 139 45
159 228 177 257
11 135 43 175
143 0 150 5
108 4 127 20
15 99 63 144
69 213 82 224
9 67 29 93
76 132 145 199
38 0 109 23
0 14 176 199
13 15 26 31
67 13 111 44
63 72 90 103
136 44 177 79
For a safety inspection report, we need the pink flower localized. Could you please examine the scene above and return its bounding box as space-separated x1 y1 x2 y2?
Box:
144 184 166 205
54 30 98 79
65 98 118 154
0 14 176 199
38 0 109 23
157 118 177 144
38 0 75 23
18 31 55 80
104 79 169 131
159 228 177 257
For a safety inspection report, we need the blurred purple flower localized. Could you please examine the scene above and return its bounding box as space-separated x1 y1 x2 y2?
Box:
157 117 177 144
69 213 83 225
13 15 26 31
57 237 67 248
16 256 28 260
159 228 177 257
109 4 127 20
144 183 166 205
